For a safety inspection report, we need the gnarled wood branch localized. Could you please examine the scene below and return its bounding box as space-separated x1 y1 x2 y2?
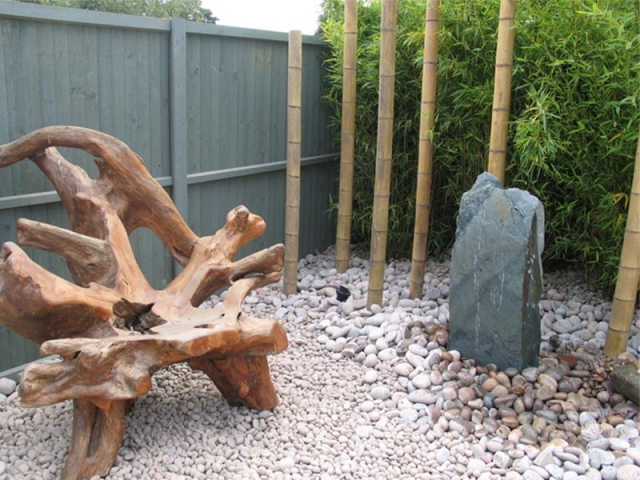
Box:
0 127 288 480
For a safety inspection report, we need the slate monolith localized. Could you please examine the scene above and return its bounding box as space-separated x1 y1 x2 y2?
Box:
449 172 544 371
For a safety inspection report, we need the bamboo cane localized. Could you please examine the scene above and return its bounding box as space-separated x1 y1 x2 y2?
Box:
283 30 302 296
409 0 441 299
487 0 517 184
335 0 358 273
367 0 397 308
604 127 640 355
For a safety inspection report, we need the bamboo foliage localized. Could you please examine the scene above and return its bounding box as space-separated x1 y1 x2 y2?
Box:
283 30 302 296
604 128 640 355
367 0 397 308
487 0 517 184
409 0 441 299
335 0 358 273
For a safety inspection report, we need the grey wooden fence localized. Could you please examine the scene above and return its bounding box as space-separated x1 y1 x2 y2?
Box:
0 1 338 373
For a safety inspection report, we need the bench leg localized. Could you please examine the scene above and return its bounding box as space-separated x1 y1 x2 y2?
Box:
190 356 279 410
61 398 131 480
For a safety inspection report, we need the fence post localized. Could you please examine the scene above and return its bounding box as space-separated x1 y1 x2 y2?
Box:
170 18 189 225
170 18 189 276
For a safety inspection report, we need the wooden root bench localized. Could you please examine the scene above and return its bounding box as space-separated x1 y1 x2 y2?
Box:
0 126 288 480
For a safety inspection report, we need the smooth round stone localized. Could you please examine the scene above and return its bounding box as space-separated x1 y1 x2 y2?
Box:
535 386 556 401
405 351 425 368
430 370 443 385
375 337 389 351
537 373 558 391
504 367 519 377
457 372 476 387
411 373 431 389
600 466 617 480
502 417 520 429
368 327 385 341
486 440 505 453
360 400 375 413
407 390 437 405
522 367 541 383
425 351 441 368
494 394 518 407
394 362 414 377
435 447 450 465
544 366 565 382
523 393 535 410
448 361 463 373
370 386 391 401
520 424 538 444
495 372 512 388
511 374 528 387
341 302 355 315
608 437 630 451
581 422 601 443
558 378 580 393
537 409 558 423
579 412 597 426
0 378 17 396
483 393 497 408
408 344 429 357
364 354 380 368
378 348 397 362
458 387 476 404
441 387 457 401
363 370 379 384
493 385 510 396
482 378 499 392
617 465 640 480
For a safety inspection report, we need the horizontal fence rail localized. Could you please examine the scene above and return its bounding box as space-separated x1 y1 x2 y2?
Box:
0 0 338 373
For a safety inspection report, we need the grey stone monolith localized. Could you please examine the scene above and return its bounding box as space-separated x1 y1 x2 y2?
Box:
449 172 544 371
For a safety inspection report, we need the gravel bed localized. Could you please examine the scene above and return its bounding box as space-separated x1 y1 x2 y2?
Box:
0 247 639 480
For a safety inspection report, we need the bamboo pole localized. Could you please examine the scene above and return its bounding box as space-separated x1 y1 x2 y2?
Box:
409 0 441 299
487 0 517 184
367 0 397 308
604 127 640 355
335 0 358 273
283 30 302 296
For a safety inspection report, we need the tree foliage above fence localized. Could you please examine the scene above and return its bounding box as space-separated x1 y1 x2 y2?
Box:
13 0 218 22
321 0 640 290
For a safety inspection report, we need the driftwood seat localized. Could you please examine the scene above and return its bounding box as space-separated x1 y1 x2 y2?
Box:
0 126 288 479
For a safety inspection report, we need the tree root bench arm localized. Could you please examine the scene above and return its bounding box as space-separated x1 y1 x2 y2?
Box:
0 127 288 480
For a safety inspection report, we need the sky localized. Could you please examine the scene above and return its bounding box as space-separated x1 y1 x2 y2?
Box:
201 0 324 36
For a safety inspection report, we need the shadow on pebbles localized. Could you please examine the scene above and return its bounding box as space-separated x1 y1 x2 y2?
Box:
0 247 639 480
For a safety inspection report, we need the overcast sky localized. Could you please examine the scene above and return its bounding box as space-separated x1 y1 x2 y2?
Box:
201 0 323 35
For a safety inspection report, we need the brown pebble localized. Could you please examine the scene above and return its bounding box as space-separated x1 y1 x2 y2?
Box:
482 378 499 392
509 386 525 396
495 373 511 388
499 407 517 418
494 394 518 408
608 414 625 426
559 355 578 368
498 417 520 428
440 351 453 362
487 363 498 373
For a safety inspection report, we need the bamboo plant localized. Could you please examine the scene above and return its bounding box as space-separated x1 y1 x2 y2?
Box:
335 0 358 273
367 0 397 308
487 0 517 184
604 127 640 355
409 0 441 299
283 30 302 296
